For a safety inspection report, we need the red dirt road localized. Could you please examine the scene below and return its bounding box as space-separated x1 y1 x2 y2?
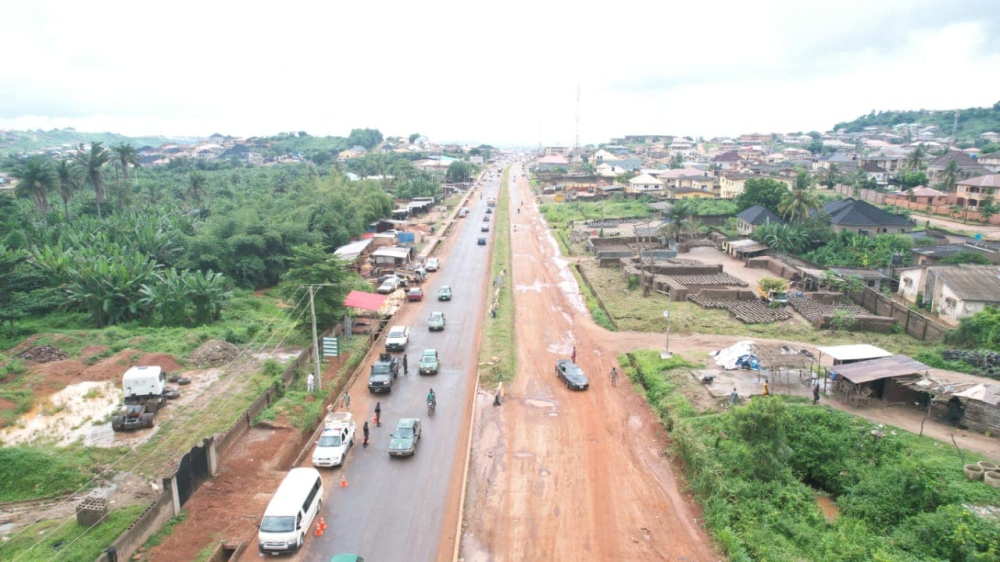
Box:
461 168 721 560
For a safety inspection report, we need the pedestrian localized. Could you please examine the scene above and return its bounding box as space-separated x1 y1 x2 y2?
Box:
403 355 409 374
343 392 351 411
762 379 770 396
813 382 821 405
571 346 577 363
730 388 739 406
374 402 381 427
307 373 315 393
362 421 369 447
610 367 619 387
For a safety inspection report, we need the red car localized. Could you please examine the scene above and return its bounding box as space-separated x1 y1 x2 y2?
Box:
407 287 424 301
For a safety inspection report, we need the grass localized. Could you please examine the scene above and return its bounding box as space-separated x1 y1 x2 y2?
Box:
539 199 654 226
0 504 146 562
479 167 517 387
143 510 188 548
569 264 616 331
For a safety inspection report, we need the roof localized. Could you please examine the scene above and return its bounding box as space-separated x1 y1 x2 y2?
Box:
828 267 887 281
957 174 1000 188
333 239 373 261
816 344 893 363
910 186 947 197
343 290 386 312
823 152 853 163
822 198 911 227
861 161 886 173
830 355 931 384
371 246 412 259
932 264 1000 301
928 150 980 169
912 242 999 260
736 205 782 225
629 173 663 185
537 154 569 165
712 152 742 162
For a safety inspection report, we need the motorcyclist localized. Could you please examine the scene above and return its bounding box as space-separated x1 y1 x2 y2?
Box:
427 388 437 407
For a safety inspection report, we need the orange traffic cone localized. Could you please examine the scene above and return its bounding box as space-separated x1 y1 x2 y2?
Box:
315 521 324 537
340 475 348 488
372 414 378 424
319 517 327 531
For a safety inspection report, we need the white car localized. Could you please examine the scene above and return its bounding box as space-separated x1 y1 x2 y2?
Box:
426 258 440 272
385 325 410 351
377 278 400 294
312 413 355 467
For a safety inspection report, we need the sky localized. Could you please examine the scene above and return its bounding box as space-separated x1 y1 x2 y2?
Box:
2 0 999 148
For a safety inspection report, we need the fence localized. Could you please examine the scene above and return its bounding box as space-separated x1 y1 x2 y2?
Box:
851 287 951 342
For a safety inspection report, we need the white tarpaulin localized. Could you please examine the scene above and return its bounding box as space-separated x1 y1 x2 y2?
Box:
710 341 756 370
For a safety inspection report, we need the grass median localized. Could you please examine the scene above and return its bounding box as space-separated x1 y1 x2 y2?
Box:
478 167 516 387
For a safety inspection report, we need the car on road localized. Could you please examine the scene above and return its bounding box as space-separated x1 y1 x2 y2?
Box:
377 278 401 294
477 237 487 245
368 353 401 393
419 349 440 375
385 325 410 351
426 258 440 271
428 311 446 331
481 224 489 232
482 215 489 222
312 414 355 467
437 285 452 301
555 359 590 390
388 418 421 457
486 207 493 214
407 287 424 302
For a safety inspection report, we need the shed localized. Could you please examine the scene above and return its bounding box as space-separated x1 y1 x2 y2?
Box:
828 355 930 406
333 239 373 263
902 375 1000 435
816 344 893 365
371 246 413 267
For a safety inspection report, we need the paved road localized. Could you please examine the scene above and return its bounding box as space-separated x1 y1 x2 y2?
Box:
298 166 504 561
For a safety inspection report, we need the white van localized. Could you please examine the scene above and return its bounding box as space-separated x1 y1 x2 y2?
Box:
258 467 324 554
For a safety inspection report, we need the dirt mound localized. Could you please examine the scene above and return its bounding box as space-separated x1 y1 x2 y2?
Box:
135 353 184 373
16 345 70 363
187 339 240 368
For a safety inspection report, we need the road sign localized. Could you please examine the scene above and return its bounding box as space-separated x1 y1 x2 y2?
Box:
322 337 339 358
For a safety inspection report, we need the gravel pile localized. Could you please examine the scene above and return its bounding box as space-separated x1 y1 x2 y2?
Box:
187 339 240 368
16 345 70 363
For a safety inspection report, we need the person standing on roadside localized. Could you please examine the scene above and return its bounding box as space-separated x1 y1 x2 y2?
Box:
307 373 315 393
610 367 619 387
362 421 370 447
762 380 770 396
403 354 409 374
343 392 351 411
730 388 739 406
813 382 821 405
571 346 577 363
374 401 381 427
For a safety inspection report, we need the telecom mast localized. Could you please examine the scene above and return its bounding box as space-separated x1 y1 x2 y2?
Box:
574 83 581 160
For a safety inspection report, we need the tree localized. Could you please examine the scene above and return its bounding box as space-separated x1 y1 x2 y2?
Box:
186 171 208 208
906 146 925 170
658 200 699 243
822 164 839 189
736 178 788 214
669 153 684 169
12 155 56 221
55 158 82 220
408 133 421 144
73 141 111 219
0 246 61 335
445 161 475 183
726 396 793 482
938 160 959 193
939 250 991 265
900 170 929 188
111 142 140 183
778 183 821 223
947 306 1000 349
346 128 383 150
278 243 356 333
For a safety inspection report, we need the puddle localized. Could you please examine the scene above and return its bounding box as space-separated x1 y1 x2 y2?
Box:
525 399 554 408
815 494 839 521
628 415 643 429
0 381 121 447
513 451 534 458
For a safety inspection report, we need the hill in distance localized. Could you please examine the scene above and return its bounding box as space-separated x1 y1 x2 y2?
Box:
834 101 1000 141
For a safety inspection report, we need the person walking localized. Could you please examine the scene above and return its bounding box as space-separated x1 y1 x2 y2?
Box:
730 388 739 406
762 380 770 396
571 346 577 363
307 373 315 393
403 355 409 375
374 402 381 427
362 421 370 447
343 392 351 411
813 382 821 405
610 367 619 387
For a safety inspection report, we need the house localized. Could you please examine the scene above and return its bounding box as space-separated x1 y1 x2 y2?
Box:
822 198 913 237
859 152 906 174
333 239 374 266
861 161 888 185
926 151 990 185
719 173 755 199
955 174 1000 209
981 132 1000 143
910 240 1000 266
711 151 743 170
897 264 1000 323
657 167 709 188
813 152 857 172
591 149 619 165
735 205 782 235
677 174 715 192
669 186 716 200
977 153 1000 173
338 148 365 161
536 154 570 172
627 173 663 194
905 186 948 206
371 246 413 268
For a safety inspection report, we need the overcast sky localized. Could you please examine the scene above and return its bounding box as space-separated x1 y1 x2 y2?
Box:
2 0 999 147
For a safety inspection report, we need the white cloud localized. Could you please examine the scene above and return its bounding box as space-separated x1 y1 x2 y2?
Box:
1 0 998 146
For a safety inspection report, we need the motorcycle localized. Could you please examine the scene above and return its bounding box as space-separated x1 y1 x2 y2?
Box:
427 398 436 416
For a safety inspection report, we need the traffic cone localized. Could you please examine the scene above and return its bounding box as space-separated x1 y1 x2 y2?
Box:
315 521 323 537
340 475 348 488
319 517 327 531
372 414 378 424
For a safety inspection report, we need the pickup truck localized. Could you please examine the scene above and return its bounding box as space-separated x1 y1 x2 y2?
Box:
312 412 356 467
385 325 410 351
368 353 401 393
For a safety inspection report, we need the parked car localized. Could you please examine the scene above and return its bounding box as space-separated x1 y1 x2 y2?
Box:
426 258 440 272
477 237 487 245
555 359 590 390
388 418 421 457
377 278 400 294
428 311 446 331
407 287 424 301
385 326 410 351
437 285 452 301
419 349 440 375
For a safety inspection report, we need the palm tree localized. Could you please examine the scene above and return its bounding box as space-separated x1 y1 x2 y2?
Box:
778 186 821 223
55 158 83 220
823 163 839 189
186 171 208 208
658 199 699 243
111 142 140 183
73 142 111 219
12 155 57 221
906 146 925 170
939 160 959 193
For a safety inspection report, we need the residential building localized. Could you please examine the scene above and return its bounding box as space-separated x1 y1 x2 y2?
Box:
719 173 755 199
677 174 715 192
859 152 906 174
627 173 664 194
955 174 1000 209
975 153 1000 173
536 154 570 172
897 264 1000 324
822 198 913 237
735 205 782 236
861 161 888 185
591 149 619 165
711 151 743 171
669 186 716 200
910 240 1000 266
981 132 999 143
926 151 990 184
905 186 948 206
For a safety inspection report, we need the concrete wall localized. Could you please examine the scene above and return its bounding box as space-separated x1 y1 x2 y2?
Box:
852 288 950 341
746 256 803 281
94 494 176 562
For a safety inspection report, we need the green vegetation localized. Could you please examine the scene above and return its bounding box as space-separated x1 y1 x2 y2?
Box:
736 177 790 214
479 168 516 386
0 445 103 501
622 350 700 429
0 128 181 155
947 307 1000 349
834 102 1000 145
539 197 654 225
804 231 913 268
0 504 146 562
144 510 189 548
569 265 615 331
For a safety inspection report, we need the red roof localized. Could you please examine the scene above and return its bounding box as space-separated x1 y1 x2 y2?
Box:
344 290 386 312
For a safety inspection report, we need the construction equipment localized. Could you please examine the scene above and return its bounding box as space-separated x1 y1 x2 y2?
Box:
112 366 169 432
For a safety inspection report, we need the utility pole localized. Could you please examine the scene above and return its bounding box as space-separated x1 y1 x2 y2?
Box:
308 285 322 391
661 291 672 359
